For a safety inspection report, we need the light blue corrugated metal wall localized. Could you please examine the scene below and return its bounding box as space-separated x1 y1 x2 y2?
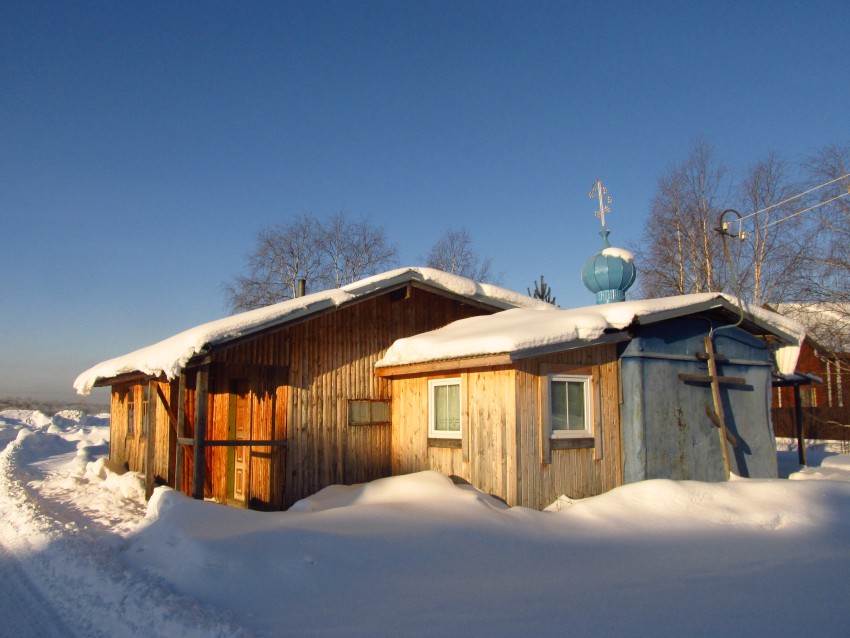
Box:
620 318 777 483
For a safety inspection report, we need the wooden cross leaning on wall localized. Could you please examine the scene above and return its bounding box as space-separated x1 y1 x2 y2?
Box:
678 336 743 479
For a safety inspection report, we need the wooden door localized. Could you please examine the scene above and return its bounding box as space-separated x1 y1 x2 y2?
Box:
227 379 251 504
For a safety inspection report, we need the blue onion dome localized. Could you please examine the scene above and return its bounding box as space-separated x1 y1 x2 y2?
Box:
582 227 636 304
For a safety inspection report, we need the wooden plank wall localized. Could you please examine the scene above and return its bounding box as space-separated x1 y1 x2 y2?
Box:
183 375 196 495
109 384 140 470
469 368 516 504
152 379 176 484
773 406 850 441
208 340 290 509
390 367 517 504
515 343 622 510
162 286 488 510
109 287 493 509
109 380 176 486
390 343 622 510
281 288 488 508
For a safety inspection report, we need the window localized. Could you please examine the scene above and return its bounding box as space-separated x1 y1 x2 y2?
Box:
141 384 151 437
126 387 135 436
428 378 461 439
802 386 817 408
548 375 592 438
349 400 391 426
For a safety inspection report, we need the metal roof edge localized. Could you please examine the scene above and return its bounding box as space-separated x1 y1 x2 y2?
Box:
636 294 802 345
509 331 632 361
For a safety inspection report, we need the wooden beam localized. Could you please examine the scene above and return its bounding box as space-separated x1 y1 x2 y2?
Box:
550 437 595 450
461 373 470 462
794 385 807 466
704 404 738 447
539 374 551 465
202 439 288 447
192 367 209 500
678 373 746 385
374 353 514 378
696 351 727 362
427 438 462 449
155 384 178 432
92 371 167 388
145 381 156 499
175 373 186 494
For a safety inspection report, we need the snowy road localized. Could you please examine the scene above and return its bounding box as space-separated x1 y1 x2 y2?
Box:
0 410 251 638
0 541 77 638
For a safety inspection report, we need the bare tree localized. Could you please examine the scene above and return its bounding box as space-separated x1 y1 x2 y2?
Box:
635 141 822 306
638 164 688 296
635 139 729 297
734 151 809 306
791 143 850 330
224 214 325 311
681 138 728 293
322 212 399 289
225 212 398 311
427 227 497 283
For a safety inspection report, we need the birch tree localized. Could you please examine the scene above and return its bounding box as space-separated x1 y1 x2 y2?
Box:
792 143 850 330
734 151 808 306
636 141 816 305
636 139 728 297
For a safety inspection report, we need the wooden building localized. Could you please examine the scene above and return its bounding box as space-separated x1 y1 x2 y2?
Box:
74 268 551 510
768 303 850 411
767 304 850 443
772 336 849 443
773 337 845 410
375 293 805 510
76 275 804 511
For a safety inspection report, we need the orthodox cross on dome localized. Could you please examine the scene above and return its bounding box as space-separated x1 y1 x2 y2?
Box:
582 178 636 304
589 179 612 228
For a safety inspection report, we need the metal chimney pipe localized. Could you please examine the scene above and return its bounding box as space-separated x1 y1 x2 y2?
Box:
296 278 306 298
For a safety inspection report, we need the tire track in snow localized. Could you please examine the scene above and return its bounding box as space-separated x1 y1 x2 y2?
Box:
0 541 78 638
0 428 255 638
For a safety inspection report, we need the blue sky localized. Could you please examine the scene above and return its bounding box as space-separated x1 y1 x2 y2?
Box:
2 1 848 402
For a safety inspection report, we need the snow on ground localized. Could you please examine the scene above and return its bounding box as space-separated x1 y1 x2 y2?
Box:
1 410 849 637
0 409 250 637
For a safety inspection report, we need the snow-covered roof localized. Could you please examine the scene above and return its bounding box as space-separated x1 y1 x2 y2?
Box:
376 292 806 375
74 267 552 395
770 303 850 353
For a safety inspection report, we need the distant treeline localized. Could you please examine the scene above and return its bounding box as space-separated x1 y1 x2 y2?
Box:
0 397 109 414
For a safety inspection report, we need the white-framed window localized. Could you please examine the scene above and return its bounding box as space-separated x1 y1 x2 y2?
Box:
548 374 592 438
428 378 462 439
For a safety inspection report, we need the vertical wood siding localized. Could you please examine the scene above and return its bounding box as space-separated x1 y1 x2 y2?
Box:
110 286 493 510
279 288 487 508
514 344 623 509
390 367 517 503
109 379 177 487
390 343 623 509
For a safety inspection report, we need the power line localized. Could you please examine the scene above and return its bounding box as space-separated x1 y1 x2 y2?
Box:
732 172 850 226
763 190 850 229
